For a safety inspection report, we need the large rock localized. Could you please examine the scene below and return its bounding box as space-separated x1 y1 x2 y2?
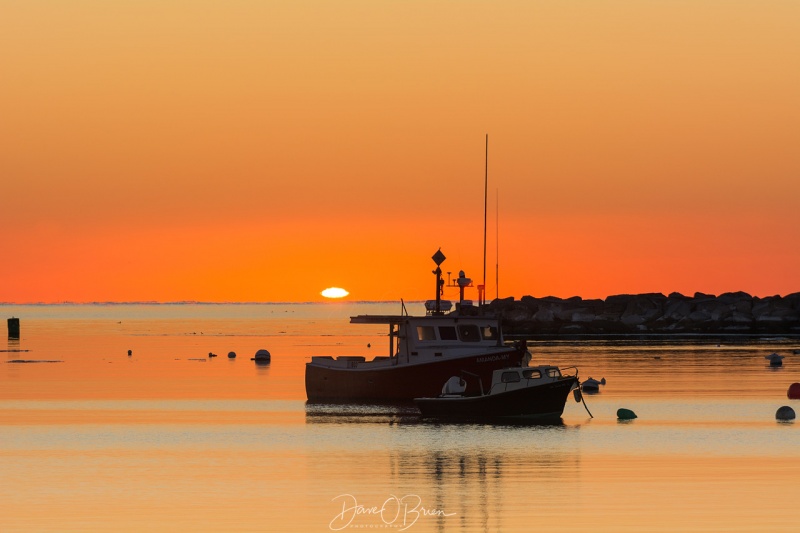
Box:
664 299 692 320
620 294 665 327
502 302 533 322
784 292 800 311
532 305 555 323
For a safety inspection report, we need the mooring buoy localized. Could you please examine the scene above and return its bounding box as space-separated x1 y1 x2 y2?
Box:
765 353 784 367
788 383 800 400
617 408 637 420
776 406 796 421
582 377 606 392
228 351 236 359
252 349 271 364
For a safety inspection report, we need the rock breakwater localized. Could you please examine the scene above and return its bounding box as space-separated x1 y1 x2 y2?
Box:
486 292 800 336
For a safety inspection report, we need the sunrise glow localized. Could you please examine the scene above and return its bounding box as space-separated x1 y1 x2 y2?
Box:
1 2 798 303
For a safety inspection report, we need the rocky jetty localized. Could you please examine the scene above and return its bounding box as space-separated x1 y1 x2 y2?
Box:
486 292 800 337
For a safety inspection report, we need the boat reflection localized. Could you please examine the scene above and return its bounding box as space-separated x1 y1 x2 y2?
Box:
304 419 582 532
304 401 568 427
304 401 420 425
387 448 581 532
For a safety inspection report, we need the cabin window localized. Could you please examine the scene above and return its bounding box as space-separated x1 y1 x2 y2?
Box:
457 324 481 342
416 326 436 341
438 326 458 340
522 369 542 379
480 326 499 341
501 371 520 383
547 368 561 378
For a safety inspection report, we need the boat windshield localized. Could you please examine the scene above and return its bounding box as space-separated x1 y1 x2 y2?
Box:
457 325 481 342
501 371 521 383
416 326 436 341
438 326 457 340
480 326 499 341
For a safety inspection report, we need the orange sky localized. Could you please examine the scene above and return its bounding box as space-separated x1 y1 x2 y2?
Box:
1 1 798 303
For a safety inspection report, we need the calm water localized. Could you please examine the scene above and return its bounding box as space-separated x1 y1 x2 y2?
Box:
2 303 799 532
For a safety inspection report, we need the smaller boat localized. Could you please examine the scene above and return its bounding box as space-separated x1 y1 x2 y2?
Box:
414 365 579 421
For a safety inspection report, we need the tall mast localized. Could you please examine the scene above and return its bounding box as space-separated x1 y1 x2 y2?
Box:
496 188 499 300
483 134 488 305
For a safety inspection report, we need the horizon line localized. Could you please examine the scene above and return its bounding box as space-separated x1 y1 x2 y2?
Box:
1 290 798 307
0 300 426 306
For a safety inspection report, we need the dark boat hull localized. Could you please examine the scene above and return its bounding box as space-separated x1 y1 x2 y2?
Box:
414 376 578 420
305 348 526 401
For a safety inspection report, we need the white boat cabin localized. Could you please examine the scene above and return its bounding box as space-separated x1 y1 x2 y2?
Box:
309 313 510 370
438 365 569 397
487 366 570 395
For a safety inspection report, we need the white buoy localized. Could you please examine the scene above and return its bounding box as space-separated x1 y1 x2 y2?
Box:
765 353 784 367
252 349 271 364
581 377 606 392
441 376 466 395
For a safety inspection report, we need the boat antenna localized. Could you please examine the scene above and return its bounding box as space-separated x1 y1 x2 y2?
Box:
482 133 488 308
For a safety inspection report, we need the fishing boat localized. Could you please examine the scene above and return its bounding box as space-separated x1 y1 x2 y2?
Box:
413 365 580 420
304 250 529 402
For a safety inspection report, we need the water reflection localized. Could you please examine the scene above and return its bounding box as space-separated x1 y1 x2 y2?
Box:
304 401 571 428
304 410 582 532
385 447 581 533
4 337 23 357
304 401 422 425
4 304 800 532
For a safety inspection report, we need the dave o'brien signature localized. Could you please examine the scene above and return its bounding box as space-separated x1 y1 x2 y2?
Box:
329 493 456 531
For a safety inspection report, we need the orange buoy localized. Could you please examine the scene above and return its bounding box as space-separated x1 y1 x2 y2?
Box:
788 383 800 400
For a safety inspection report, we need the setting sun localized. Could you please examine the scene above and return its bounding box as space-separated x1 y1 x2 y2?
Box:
321 287 349 299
